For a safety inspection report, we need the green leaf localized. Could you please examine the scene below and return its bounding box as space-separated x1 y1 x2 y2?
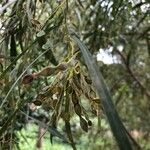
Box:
69 29 133 150
36 30 46 37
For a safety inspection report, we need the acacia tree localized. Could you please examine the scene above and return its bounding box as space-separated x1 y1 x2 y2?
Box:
0 0 149 150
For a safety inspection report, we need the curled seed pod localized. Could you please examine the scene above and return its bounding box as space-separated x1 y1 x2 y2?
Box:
92 98 101 104
36 93 46 101
37 66 56 76
90 101 99 115
22 74 34 84
84 76 92 84
52 99 58 108
87 120 92 126
71 92 79 105
33 100 42 106
80 117 88 132
67 86 72 94
56 62 68 71
74 104 82 116
73 75 81 90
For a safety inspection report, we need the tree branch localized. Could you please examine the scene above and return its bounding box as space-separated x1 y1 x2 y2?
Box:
115 50 150 98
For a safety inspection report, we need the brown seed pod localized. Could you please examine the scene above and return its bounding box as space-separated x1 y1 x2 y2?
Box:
35 93 46 102
92 98 101 104
80 117 88 132
74 104 82 116
33 100 42 106
67 86 72 94
87 120 92 126
22 74 34 84
52 99 58 108
56 62 68 71
84 76 92 84
37 66 56 76
71 91 79 105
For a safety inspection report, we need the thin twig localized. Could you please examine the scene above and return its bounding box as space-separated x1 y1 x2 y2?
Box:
115 50 150 98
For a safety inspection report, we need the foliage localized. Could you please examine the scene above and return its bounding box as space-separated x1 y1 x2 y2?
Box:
0 0 149 150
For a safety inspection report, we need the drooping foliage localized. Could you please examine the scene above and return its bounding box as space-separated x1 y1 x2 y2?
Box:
0 0 149 150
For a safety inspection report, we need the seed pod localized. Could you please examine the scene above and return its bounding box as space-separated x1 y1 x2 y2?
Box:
87 120 92 126
37 66 56 76
84 76 92 84
36 93 46 101
71 92 79 105
67 86 72 94
33 100 42 106
74 104 82 116
52 99 58 108
56 62 68 71
80 117 88 132
22 74 34 84
92 98 100 104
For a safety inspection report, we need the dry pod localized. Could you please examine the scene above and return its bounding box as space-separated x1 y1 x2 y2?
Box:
80 117 88 132
56 62 68 71
35 93 46 102
52 99 58 108
33 100 42 106
37 66 56 76
87 120 92 126
22 74 34 84
92 98 100 104
71 92 79 105
84 76 92 84
67 86 72 94
74 104 82 116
